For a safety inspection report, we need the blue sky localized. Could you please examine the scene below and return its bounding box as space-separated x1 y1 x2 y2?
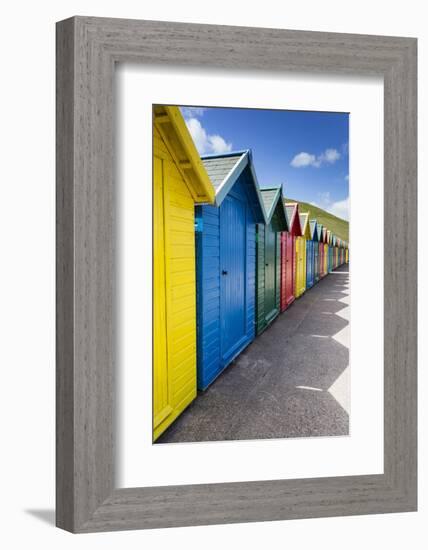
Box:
180 106 349 220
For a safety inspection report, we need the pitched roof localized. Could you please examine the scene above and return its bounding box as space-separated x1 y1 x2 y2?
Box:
202 153 244 192
316 223 324 242
201 150 266 222
284 202 302 237
260 187 288 230
260 188 280 218
153 105 215 203
322 227 328 243
299 213 311 239
309 220 319 241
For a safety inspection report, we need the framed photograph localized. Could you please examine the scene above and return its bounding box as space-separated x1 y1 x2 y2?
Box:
56 16 417 532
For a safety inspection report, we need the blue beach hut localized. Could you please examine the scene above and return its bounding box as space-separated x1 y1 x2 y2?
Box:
195 150 266 390
309 220 319 284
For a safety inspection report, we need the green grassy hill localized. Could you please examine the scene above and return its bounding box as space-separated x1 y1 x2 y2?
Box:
286 199 349 242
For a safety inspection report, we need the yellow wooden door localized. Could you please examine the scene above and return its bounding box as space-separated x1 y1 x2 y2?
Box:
294 237 299 296
301 237 307 295
324 244 328 274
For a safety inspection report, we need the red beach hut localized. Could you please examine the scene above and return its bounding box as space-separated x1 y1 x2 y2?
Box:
280 202 302 311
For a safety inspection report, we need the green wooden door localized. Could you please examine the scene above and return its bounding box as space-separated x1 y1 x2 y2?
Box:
264 223 276 321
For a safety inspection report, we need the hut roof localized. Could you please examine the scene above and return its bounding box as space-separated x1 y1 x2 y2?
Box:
201 150 266 222
316 223 324 242
309 220 319 241
153 105 215 204
259 187 288 230
322 227 328 243
299 213 311 239
284 202 303 236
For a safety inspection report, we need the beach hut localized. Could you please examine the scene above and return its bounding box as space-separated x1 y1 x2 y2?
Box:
195 150 265 390
345 244 349 264
303 213 315 291
153 106 215 440
257 187 288 334
337 238 342 266
310 220 320 284
322 227 329 276
327 230 334 273
281 202 302 311
317 223 325 278
295 212 311 297
332 236 338 269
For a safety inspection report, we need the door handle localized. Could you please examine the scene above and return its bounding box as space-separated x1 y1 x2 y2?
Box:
265 263 269 266
222 270 228 275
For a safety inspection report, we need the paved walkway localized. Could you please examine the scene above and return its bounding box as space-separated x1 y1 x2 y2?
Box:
158 264 350 443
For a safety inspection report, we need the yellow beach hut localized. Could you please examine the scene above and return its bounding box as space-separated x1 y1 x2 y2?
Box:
295 212 311 298
322 227 329 276
153 105 215 441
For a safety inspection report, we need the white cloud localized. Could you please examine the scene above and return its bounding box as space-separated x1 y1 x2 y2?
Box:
208 134 233 154
185 118 208 153
329 197 349 220
320 148 341 164
290 148 341 168
310 192 349 221
185 117 232 155
290 152 317 167
180 106 207 118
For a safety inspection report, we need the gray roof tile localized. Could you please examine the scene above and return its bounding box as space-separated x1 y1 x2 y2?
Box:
260 188 279 217
201 154 244 191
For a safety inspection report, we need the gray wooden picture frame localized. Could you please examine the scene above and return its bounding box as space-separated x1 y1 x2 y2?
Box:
56 16 417 533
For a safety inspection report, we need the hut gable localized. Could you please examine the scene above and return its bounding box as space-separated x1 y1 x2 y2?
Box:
260 187 289 231
322 227 328 244
316 223 324 242
202 150 265 223
299 213 312 239
153 105 214 204
284 202 303 236
309 220 319 241
202 153 243 191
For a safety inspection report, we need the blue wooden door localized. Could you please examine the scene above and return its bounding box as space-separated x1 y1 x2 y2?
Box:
314 243 319 282
306 240 313 287
220 195 246 363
